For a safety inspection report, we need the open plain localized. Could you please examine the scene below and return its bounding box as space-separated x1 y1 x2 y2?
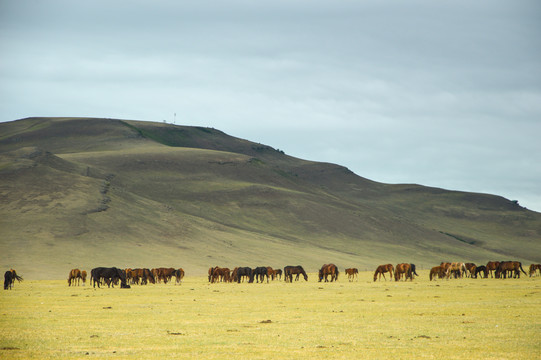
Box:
1 271 539 359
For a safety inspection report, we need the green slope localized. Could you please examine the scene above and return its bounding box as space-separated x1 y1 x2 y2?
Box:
1 117 539 279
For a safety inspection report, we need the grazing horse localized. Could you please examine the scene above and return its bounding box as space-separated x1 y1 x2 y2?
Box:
345 268 358 282
274 269 282 280
529 264 541 277
68 268 81 286
475 265 488 278
464 263 477 278
4 269 23 290
449 262 467 279
253 267 269 283
495 261 527 279
394 263 414 281
374 264 394 282
486 261 500 278
429 266 446 281
318 264 339 282
211 267 231 283
284 265 308 283
90 267 127 288
175 268 185 284
231 267 252 283
266 267 277 280
81 270 87 285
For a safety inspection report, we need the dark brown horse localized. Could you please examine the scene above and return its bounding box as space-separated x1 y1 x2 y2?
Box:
374 264 394 282
4 269 23 290
345 268 358 282
284 265 308 282
68 268 81 286
495 261 527 279
318 264 339 282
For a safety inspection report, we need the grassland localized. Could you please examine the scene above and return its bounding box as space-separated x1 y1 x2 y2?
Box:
1 272 539 359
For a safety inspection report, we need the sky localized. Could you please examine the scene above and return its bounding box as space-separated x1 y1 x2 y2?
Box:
1 0 540 212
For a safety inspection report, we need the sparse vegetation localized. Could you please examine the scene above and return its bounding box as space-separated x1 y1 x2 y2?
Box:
0 273 538 359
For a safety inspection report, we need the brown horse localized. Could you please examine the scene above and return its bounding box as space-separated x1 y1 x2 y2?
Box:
529 264 541 277
211 267 231 283
345 268 358 282
486 261 500 278
284 265 308 282
81 270 87 285
266 267 277 281
429 266 446 281
464 263 476 278
68 268 81 286
394 263 414 281
374 264 394 282
318 264 339 282
449 262 467 278
495 261 527 279
175 268 185 284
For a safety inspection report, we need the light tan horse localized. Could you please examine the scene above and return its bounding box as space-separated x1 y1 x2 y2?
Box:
374 264 394 281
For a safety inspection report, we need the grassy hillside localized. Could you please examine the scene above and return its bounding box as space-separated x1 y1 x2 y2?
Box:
1 117 540 279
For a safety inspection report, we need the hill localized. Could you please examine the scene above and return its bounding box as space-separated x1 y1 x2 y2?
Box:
1 117 540 279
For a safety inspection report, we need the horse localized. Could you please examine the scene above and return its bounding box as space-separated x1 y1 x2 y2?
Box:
464 263 477 278
449 262 467 279
495 261 527 279
81 270 87 285
374 264 394 282
345 268 358 282
4 269 23 290
90 267 127 288
486 261 500 278
175 268 185 284
475 265 488 278
394 263 414 281
274 269 282 280
318 264 339 282
284 265 308 282
253 267 269 283
211 267 231 283
231 267 252 283
429 266 446 281
68 268 81 286
529 264 541 277
266 267 277 280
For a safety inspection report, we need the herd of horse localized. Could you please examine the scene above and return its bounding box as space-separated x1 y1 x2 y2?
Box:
428 261 532 280
3 261 541 290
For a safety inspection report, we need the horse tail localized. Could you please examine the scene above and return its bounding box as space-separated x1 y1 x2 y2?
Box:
373 270 378 282
519 263 527 275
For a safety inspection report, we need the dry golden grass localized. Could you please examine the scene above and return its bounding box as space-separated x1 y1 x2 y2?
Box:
1 271 539 359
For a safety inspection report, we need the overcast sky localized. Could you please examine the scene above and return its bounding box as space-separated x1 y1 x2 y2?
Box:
1 0 540 212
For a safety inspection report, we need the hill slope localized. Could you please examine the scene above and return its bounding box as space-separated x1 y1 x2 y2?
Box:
1 117 540 279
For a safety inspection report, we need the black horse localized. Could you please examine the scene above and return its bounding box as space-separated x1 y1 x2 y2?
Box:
284 265 308 283
235 267 253 283
252 267 269 283
410 264 419 278
91 267 127 288
475 265 488 278
4 269 23 290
